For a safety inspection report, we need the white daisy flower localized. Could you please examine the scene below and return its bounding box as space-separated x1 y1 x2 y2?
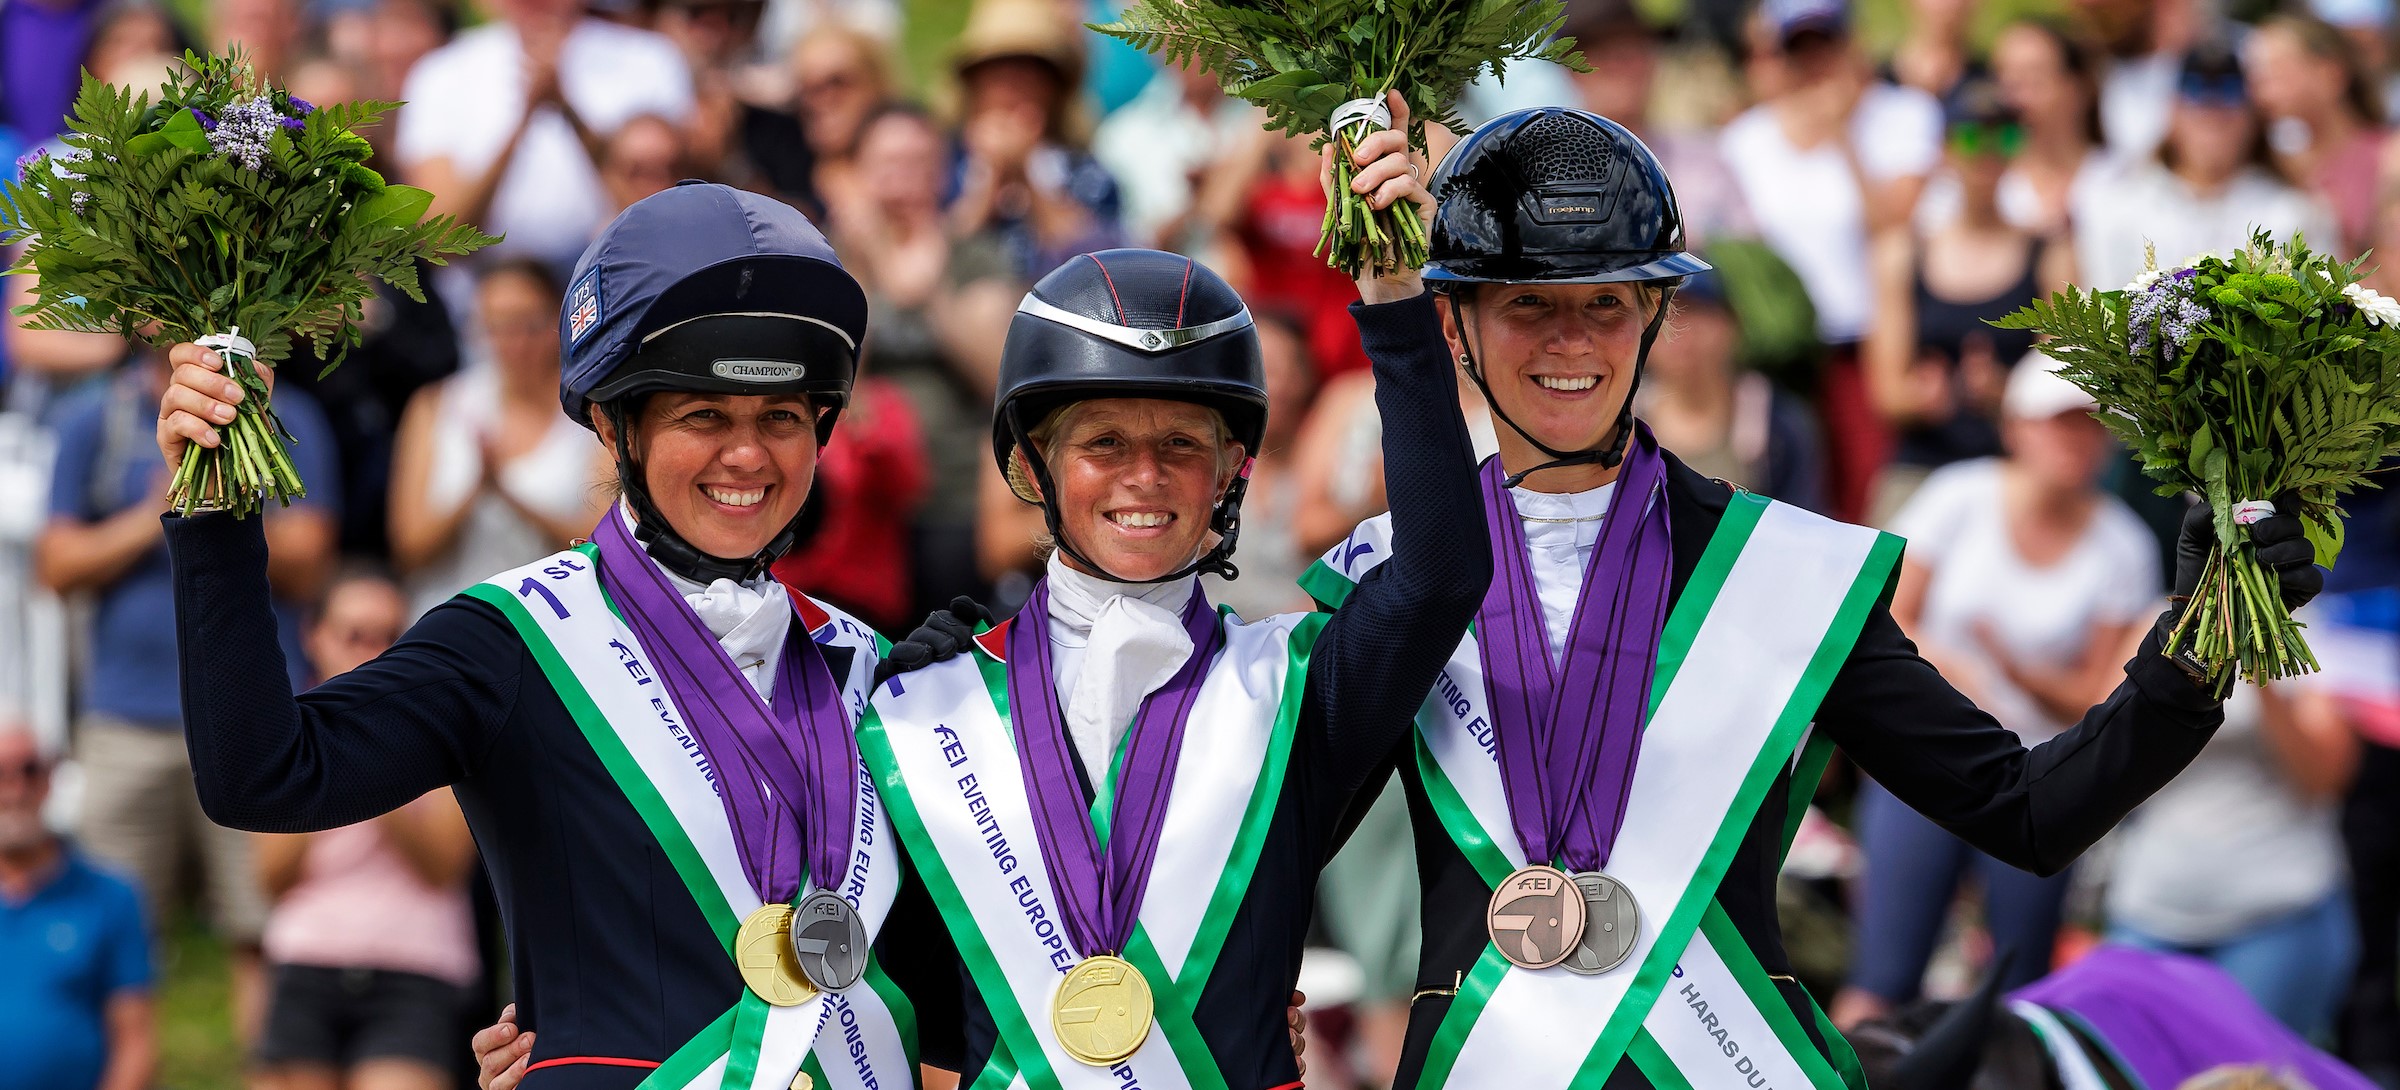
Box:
2344 281 2400 327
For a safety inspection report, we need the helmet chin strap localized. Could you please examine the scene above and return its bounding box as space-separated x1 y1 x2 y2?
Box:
1454 285 1677 490
1006 408 1248 587
602 400 804 585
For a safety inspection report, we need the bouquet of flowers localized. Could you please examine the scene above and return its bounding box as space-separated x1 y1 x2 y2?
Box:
1091 0 1584 279
1 52 495 517
1995 233 2400 690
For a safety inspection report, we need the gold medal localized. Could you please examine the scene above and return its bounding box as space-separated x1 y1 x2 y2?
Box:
1486 864 1586 970
736 903 819 1007
1050 954 1154 1066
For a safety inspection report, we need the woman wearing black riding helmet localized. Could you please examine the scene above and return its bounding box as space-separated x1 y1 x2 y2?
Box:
152 182 964 1090
858 94 1490 1090
1300 105 2326 1090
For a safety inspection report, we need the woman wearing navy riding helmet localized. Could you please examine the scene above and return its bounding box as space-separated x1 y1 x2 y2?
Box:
153 182 963 1090
858 101 1489 1089
1299 106 2327 1090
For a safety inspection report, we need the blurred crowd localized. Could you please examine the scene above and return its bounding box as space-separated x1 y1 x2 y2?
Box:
8 0 2400 1086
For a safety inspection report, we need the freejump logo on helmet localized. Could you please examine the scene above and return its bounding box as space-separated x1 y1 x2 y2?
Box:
567 268 603 345
1521 112 1622 225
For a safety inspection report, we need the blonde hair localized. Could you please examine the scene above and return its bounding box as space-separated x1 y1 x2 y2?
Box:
1002 400 1240 505
2178 1066 2317 1090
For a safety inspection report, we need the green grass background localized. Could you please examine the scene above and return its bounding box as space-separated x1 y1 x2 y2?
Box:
155 915 246 1090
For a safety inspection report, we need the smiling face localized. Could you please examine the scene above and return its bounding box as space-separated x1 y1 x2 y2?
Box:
1442 282 1656 476
596 392 822 560
1023 398 1243 582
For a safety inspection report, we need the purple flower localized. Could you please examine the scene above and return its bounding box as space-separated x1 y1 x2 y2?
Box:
2125 272 2214 361
190 107 216 131
280 116 305 131
50 147 89 181
13 148 45 175
288 97 315 116
209 96 283 171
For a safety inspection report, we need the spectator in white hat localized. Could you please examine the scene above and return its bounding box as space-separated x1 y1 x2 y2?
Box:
1834 350 2164 1026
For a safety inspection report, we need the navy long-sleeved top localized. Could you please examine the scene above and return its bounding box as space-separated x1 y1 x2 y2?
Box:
167 290 1489 1089
928 292 1490 1087
167 512 964 1087
1377 451 2225 1089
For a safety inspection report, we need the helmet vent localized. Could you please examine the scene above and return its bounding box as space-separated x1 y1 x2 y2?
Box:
1518 112 1615 189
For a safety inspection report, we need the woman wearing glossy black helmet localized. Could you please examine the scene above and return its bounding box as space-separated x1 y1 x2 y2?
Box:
1299 105 2326 1090
857 97 1489 1089
151 183 965 1090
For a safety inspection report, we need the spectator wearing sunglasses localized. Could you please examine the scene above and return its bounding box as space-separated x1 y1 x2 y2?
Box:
0 725 156 1090
1864 76 2075 524
1987 18 2115 238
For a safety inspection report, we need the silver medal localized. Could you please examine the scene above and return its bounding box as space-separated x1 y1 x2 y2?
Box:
1560 872 1640 975
790 890 869 990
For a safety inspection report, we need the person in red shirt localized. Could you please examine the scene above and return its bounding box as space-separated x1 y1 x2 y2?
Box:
772 375 928 632
1232 134 1373 380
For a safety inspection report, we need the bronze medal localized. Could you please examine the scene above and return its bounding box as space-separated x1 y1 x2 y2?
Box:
1560 872 1641 975
1051 954 1155 1066
735 902 819 1007
1486 864 1586 970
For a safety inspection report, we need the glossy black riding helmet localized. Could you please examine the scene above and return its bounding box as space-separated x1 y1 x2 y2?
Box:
1423 107 1710 484
560 180 869 582
992 249 1267 583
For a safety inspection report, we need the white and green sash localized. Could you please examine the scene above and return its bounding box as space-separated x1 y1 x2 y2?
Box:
466 546 918 1090
859 607 1325 1090
1301 492 1899 1090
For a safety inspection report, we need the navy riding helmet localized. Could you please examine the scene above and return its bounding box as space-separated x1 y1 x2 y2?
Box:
1425 107 1709 481
993 249 1267 583
557 180 869 583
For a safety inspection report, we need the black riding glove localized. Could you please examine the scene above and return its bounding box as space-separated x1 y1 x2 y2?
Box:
2161 498 2325 689
2169 498 2324 610
873 596 996 685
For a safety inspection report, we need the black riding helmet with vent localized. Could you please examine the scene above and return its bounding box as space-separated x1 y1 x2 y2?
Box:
993 249 1266 583
1425 106 1709 484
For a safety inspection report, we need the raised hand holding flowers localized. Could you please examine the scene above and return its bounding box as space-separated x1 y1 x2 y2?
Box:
1995 234 2400 690
1 51 496 517
1091 0 1584 280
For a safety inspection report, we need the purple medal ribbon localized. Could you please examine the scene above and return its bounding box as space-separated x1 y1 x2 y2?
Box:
1006 578 1224 958
1475 425 1674 872
592 506 858 904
